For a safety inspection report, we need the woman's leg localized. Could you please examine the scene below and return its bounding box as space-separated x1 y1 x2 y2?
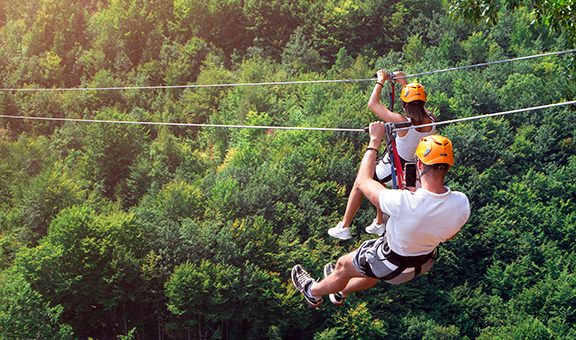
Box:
375 207 384 225
341 180 364 228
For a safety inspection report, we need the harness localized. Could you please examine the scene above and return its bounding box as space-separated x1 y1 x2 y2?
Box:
380 241 438 281
356 238 439 281
384 121 412 189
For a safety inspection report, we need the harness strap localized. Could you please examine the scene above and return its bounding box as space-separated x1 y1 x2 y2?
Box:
384 123 399 189
381 264 408 281
391 139 404 189
381 247 438 281
386 248 437 267
385 122 406 189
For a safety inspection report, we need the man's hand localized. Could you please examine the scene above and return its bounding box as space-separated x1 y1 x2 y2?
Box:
357 121 388 208
368 121 386 149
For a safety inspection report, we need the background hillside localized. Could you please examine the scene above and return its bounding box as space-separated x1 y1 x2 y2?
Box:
0 0 575 339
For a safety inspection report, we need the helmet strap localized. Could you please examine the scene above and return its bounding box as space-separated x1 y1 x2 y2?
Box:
418 163 432 180
419 163 450 181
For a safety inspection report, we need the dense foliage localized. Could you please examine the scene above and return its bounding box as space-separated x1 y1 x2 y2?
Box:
1 0 575 339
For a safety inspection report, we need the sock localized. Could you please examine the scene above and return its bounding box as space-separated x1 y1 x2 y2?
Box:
305 281 319 300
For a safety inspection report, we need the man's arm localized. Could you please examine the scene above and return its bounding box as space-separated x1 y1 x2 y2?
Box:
356 122 387 208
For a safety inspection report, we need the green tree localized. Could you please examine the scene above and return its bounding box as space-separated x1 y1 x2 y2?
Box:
88 0 160 67
0 269 74 339
171 0 249 56
0 1 575 338
79 108 148 202
165 260 241 338
15 205 147 338
161 36 211 87
449 0 576 42
23 0 87 86
281 26 325 74
11 161 86 244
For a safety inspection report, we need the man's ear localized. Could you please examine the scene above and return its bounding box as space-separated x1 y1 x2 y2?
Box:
416 159 424 170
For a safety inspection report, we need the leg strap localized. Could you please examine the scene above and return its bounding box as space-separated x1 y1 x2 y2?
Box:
381 264 407 281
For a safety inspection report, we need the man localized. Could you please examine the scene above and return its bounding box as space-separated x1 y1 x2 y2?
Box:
292 121 470 307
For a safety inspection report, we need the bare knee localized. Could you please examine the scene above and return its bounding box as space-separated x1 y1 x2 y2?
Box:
333 253 362 278
335 258 346 272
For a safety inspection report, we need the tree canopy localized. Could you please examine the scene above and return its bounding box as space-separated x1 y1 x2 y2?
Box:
0 0 575 338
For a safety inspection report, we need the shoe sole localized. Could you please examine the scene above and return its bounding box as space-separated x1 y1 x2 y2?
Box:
306 297 323 308
323 263 345 306
365 227 384 236
328 229 352 240
323 263 333 278
329 294 345 306
291 266 300 290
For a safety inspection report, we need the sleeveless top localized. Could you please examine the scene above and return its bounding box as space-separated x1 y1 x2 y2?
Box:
396 115 436 162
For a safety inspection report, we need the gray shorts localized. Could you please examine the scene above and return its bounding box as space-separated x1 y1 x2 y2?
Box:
352 238 435 285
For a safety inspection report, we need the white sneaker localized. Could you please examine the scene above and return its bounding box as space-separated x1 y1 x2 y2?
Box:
328 222 352 240
365 219 386 236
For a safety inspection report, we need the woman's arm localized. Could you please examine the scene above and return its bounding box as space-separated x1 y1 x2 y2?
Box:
367 70 408 124
393 71 408 86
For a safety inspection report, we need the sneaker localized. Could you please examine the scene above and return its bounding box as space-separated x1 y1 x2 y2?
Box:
328 221 352 240
323 263 345 306
365 219 386 236
291 265 323 308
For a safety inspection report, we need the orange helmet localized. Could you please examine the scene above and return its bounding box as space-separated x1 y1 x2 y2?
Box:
400 82 427 103
415 135 454 166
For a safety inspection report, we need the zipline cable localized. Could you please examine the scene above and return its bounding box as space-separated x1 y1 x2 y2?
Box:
1 101 574 132
393 49 576 80
0 114 366 132
0 78 372 92
394 100 576 132
0 49 574 92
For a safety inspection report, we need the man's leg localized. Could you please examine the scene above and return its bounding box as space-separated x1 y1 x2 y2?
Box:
310 252 367 297
342 277 379 297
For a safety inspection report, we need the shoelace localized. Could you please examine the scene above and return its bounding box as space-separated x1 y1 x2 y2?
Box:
295 266 313 290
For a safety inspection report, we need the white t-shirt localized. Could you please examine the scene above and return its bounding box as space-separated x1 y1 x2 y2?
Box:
378 186 470 256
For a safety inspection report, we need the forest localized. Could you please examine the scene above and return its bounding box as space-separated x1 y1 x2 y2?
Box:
0 0 575 339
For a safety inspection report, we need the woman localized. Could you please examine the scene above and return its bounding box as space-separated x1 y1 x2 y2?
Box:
328 70 437 240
